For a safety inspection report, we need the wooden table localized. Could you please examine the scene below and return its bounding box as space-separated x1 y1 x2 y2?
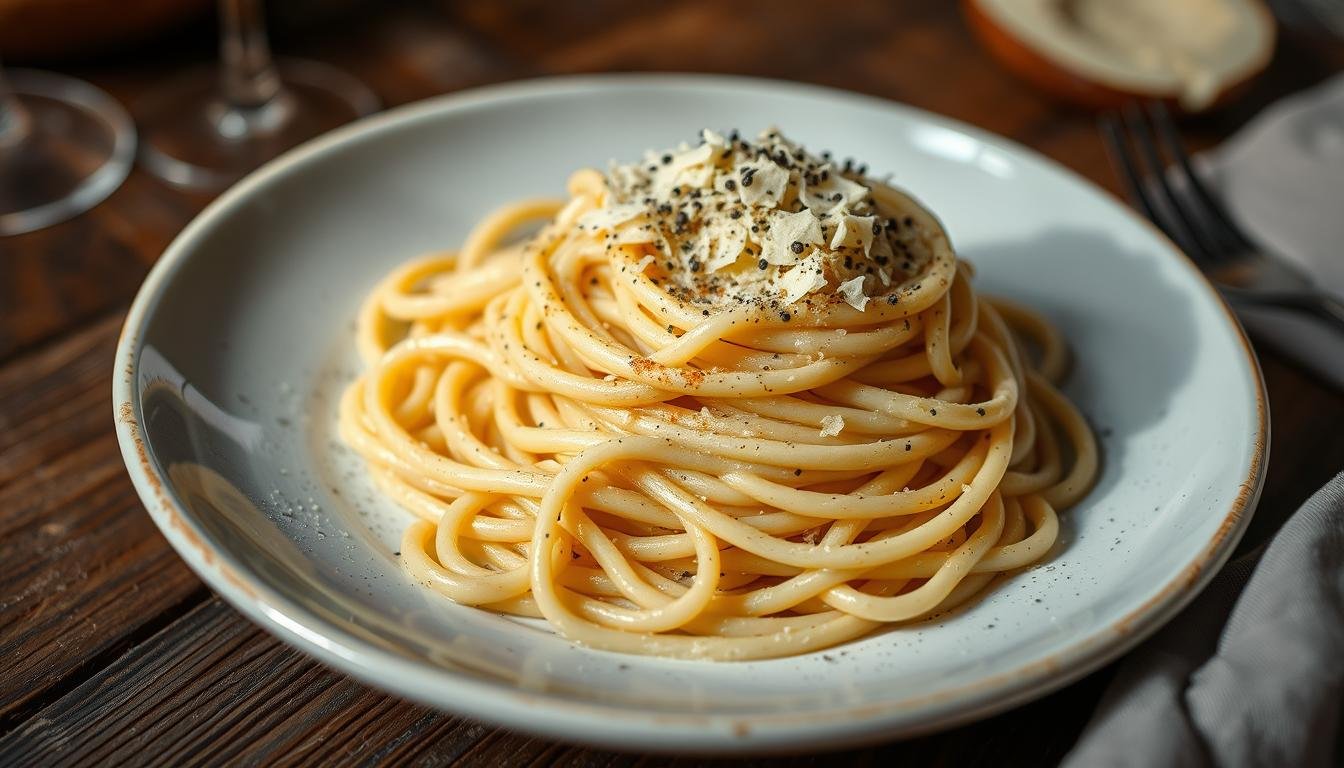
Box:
2 2 1342 764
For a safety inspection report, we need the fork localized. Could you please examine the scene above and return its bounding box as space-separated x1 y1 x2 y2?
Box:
1100 101 1344 334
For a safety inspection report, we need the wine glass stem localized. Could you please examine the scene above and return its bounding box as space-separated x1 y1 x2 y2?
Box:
218 0 282 109
0 58 33 150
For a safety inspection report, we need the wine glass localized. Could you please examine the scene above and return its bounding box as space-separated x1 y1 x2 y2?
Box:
0 62 135 236
135 0 379 191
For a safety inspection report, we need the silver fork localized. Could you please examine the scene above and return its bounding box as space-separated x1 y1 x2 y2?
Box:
1100 101 1344 334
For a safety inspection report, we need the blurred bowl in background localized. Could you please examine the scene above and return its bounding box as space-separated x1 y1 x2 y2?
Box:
963 0 1276 112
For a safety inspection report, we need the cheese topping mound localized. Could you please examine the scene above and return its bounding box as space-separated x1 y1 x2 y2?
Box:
576 128 929 312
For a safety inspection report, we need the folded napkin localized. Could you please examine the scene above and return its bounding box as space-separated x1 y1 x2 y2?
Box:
1201 73 1344 387
1064 472 1344 767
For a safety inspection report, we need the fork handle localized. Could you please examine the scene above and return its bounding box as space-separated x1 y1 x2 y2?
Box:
1310 293 1344 334
1226 287 1344 335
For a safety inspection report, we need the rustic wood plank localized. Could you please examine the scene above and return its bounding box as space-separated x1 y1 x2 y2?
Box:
0 599 501 767
288 2 535 108
0 313 207 728
0 175 201 363
449 0 684 62
0 595 1108 767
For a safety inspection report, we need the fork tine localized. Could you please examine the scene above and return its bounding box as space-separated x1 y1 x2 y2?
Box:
1146 101 1255 253
1099 114 1162 222
1121 103 1229 263
1102 107 1215 264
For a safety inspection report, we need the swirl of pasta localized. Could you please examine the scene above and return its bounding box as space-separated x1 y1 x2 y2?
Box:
339 151 1097 660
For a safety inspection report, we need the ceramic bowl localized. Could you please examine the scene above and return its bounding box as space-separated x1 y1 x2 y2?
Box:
114 75 1267 753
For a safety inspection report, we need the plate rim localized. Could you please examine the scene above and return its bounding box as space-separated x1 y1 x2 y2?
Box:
111 72 1268 753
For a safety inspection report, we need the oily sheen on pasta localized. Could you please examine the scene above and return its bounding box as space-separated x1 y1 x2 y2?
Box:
339 129 1098 660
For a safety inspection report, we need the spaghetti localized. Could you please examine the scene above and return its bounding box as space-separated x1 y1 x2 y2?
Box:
338 129 1098 660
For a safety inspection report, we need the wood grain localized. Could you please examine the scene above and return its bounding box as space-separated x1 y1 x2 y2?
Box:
0 313 206 728
0 596 1109 767
0 0 1341 764
0 600 496 767
0 178 200 361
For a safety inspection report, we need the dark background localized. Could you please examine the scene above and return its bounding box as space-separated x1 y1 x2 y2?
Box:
2 2 1342 764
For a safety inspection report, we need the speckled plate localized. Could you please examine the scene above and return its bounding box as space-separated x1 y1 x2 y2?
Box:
113 75 1267 753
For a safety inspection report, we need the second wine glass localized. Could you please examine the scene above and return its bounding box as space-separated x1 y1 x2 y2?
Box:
136 0 379 191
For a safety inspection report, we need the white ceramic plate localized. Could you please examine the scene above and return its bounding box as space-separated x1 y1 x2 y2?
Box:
113 75 1267 753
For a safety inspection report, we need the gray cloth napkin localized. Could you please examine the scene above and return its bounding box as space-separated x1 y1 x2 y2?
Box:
1201 73 1344 387
1064 472 1344 767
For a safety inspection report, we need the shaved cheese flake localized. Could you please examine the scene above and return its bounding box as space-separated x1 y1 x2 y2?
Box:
579 203 646 232
736 162 789 208
670 141 716 172
838 275 869 311
800 172 868 212
610 225 659 245
762 209 824 265
683 227 712 269
869 230 896 264
775 252 827 305
701 128 728 148
830 214 876 254
706 220 748 271
819 414 845 437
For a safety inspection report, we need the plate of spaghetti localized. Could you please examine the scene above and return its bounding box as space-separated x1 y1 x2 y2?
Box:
114 75 1266 752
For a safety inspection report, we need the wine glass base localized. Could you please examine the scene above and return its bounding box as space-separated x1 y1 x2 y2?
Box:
135 58 379 192
0 70 135 237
